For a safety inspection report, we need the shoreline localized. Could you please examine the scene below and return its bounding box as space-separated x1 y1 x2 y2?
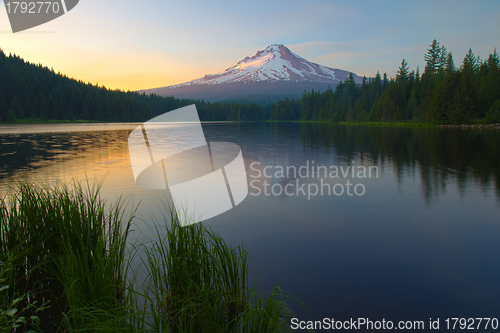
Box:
1 119 500 129
438 124 500 129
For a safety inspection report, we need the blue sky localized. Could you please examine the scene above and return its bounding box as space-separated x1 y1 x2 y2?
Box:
0 0 499 90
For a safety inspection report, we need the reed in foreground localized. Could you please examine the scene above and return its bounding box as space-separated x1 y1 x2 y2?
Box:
0 180 136 331
142 210 293 332
0 180 297 332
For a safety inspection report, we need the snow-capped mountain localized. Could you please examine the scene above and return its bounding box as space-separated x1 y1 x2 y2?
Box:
141 44 361 102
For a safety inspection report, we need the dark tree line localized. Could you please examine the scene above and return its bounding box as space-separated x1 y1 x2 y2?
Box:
0 49 270 123
1 40 499 125
272 40 500 124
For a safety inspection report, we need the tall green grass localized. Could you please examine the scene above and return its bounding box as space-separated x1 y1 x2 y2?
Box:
0 179 136 331
0 180 297 332
142 210 292 332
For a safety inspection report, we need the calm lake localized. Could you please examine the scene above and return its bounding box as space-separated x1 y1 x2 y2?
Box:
1 122 500 330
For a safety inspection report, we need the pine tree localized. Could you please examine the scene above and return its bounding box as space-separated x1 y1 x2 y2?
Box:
463 48 478 73
345 73 357 108
438 46 448 74
445 53 455 74
487 48 499 70
379 90 395 121
424 39 441 75
373 71 382 95
396 59 409 83
449 72 476 124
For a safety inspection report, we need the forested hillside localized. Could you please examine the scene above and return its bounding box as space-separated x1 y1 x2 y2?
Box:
0 49 269 122
272 40 500 124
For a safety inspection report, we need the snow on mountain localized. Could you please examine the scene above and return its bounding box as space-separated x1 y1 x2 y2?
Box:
166 44 354 88
141 44 361 102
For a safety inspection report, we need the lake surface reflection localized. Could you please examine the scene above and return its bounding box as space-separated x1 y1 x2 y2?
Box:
1 122 499 330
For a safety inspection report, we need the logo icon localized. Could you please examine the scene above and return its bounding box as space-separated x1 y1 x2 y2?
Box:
128 105 248 226
3 0 79 33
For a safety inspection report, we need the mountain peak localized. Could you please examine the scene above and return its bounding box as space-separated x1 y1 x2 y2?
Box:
140 44 362 102
188 43 357 85
264 44 286 50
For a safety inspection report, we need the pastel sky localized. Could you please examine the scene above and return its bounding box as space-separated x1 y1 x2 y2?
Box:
0 0 499 91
